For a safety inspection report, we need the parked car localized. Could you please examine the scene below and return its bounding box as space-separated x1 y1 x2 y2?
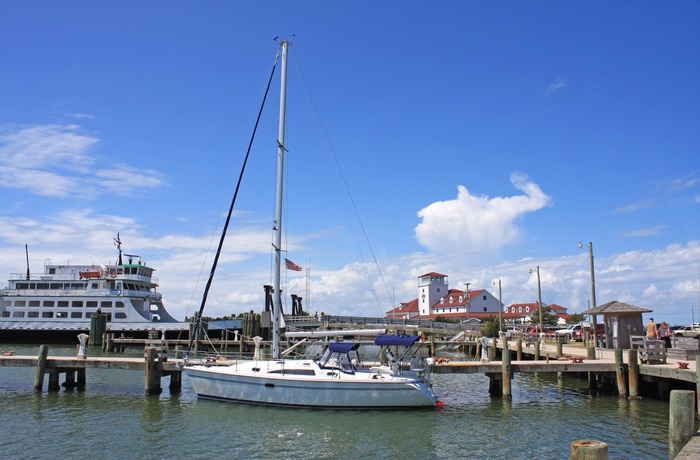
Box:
572 323 604 342
674 326 700 338
556 323 581 341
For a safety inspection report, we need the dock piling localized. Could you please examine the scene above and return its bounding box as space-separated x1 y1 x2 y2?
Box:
33 344 49 393
569 440 608 460
502 341 511 399
614 348 627 397
669 389 696 459
628 349 640 398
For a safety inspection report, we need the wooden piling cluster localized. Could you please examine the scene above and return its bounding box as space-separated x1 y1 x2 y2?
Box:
26 345 182 395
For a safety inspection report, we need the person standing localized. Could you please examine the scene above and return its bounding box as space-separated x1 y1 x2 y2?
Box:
658 321 671 348
645 317 659 340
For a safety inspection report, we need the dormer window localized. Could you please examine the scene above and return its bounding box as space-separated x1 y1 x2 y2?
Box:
449 296 453 303
458 296 463 302
440 297 445 304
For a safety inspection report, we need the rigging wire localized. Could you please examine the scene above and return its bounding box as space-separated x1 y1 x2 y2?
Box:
289 48 394 317
187 50 281 354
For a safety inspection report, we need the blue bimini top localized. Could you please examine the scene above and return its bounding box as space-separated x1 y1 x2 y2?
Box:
374 335 420 347
327 342 360 353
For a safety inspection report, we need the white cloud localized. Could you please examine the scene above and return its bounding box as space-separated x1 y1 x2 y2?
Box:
545 77 566 95
414 172 551 253
621 226 667 238
0 123 163 198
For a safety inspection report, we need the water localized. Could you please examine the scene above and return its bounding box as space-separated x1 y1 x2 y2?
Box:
0 344 677 459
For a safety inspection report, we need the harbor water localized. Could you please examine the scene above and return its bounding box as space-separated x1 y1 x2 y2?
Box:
0 344 674 459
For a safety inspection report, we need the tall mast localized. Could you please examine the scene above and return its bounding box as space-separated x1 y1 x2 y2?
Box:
272 40 289 359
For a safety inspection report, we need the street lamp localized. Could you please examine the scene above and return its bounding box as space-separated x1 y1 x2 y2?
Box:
529 266 543 344
464 282 471 319
578 242 598 347
492 279 503 333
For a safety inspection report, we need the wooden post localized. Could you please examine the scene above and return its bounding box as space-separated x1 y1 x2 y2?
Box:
516 339 522 361
145 347 162 395
430 336 435 356
502 342 511 399
169 372 182 393
696 355 700 417
33 344 49 393
534 342 541 361
587 346 596 360
628 349 640 398
64 370 76 388
488 338 496 361
569 440 608 460
77 368 86 386
556 341 563 358
669 389 696 459
48 369 60 391
614 348 627 397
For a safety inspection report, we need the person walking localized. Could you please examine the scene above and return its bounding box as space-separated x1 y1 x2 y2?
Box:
658 321 671 348
645 317 659 341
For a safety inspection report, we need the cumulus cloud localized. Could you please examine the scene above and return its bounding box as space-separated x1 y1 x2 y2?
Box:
0 123 164 198
414 172 551 253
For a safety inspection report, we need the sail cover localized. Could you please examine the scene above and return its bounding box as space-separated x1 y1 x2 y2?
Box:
328 342 360 353
374 335 420 347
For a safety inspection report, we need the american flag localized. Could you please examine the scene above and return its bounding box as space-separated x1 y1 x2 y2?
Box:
284 258 303 271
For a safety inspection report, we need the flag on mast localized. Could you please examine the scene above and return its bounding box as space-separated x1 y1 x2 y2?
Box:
284 258 303 271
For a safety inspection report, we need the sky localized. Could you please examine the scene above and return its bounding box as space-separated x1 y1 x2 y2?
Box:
1 2 698 326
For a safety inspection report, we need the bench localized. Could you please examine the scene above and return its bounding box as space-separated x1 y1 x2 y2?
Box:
631 336 667 364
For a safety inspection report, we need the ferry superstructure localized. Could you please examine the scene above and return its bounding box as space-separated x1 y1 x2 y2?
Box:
0 241 181 341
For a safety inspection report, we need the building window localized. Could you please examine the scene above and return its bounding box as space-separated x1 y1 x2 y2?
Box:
526 307 530 312
518 307 522 312
458 296 463 302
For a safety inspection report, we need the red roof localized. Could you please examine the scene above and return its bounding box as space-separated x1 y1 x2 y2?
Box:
418 272 448 278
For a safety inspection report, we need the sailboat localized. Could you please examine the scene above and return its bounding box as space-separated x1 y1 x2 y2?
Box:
183 40 439 409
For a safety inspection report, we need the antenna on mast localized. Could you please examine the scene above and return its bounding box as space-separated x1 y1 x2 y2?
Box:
25 244 30 280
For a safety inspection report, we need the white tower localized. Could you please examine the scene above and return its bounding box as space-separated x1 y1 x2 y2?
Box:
417 272 448 316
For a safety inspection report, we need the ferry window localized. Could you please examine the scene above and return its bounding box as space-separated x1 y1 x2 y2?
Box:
101 301 112 309
1 312 10 317
50 283 62 289
117 268 123 275
86 301 98 308
29 300 40 307
71 283 85 290
49 268 56 274
56 312 67 318
12 311 25 318
91 283 99 289
72 301 84 308
71 312 82 318
37 283 49 289
116 301 125 308
58 301 69 308
42 312 54 318
115 312 127 319
14 300 26 307
28 311 39 318
43 301 54 307
16 283 28 289
86 312 93 318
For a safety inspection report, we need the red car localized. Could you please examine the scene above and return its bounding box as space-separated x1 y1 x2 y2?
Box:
572 324 605 342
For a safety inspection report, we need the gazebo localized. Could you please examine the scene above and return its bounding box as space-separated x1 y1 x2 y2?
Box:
582 300 652 349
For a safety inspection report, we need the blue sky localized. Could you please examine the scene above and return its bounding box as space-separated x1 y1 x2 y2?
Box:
1 2 698 326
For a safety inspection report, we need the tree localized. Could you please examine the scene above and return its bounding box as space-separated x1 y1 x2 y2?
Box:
479 315 501 338
567 313 585 324
530 304 559 327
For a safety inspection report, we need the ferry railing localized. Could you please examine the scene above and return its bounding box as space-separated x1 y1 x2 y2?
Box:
323 315 471 333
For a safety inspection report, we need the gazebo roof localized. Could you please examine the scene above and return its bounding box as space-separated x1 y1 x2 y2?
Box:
582 300 652 315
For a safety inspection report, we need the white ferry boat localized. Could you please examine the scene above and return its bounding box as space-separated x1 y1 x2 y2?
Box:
0 237 181 341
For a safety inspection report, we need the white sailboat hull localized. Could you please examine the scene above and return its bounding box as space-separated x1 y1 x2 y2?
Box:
184 360 437 408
